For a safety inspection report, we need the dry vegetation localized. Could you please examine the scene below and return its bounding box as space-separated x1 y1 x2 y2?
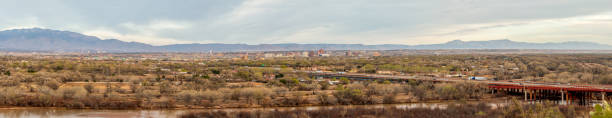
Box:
0 54 610 109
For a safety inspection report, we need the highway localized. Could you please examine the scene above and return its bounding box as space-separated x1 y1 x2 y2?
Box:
305 71 612 92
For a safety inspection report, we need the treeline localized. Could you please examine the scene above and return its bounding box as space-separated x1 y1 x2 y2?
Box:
226 54 612 84
1 55 610 84
0 78 488 109
0 54 609 109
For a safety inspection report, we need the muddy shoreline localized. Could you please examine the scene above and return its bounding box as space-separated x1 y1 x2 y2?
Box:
0 100 514 118
0 97 510 110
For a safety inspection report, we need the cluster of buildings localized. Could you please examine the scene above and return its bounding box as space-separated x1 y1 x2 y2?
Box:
258 49 378 59
261 49 329 58
0 49 386 61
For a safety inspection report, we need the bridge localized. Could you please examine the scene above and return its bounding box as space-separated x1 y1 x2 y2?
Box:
308 71 612 105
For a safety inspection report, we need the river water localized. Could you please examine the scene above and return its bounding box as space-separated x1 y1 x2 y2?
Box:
0 102 507 118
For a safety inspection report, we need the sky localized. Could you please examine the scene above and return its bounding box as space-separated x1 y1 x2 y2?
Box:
1 0 612 46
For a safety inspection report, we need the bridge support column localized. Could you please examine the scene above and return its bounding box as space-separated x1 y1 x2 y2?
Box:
580 92 584 105
529 90 533 101
603 92 606 101
561 90 565 105
544 90 549 100
567 92 571 105
533 89 542 103
524 88 527 101
532 90 536 102
537 90 541 102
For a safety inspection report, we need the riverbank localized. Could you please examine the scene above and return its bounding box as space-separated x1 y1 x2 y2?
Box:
0 96 508 110
0 100 543 118
173 98 594 118
179 100 590 118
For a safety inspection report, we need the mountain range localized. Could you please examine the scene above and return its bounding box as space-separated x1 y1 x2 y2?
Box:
0 28 610 52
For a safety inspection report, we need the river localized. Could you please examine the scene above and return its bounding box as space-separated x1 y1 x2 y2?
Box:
0 101 508 118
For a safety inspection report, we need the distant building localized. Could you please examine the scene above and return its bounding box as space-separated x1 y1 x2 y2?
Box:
242 53 249 60
264 53 275 58
275 53 284 57
302 51 310 57
317 48 325 55
372 52 381 57
345 51 353 56
215 53 224 57
317 48 330 57
308 51 316 57
286 52 296 57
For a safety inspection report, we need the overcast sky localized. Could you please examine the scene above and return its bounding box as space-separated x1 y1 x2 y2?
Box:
1 0 612 46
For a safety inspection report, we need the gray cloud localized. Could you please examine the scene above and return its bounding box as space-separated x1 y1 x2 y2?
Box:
1 0 611 45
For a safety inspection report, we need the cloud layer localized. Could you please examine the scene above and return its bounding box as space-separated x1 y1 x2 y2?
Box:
1 0 611 45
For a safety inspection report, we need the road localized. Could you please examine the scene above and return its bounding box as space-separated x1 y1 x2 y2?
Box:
306 71 612 92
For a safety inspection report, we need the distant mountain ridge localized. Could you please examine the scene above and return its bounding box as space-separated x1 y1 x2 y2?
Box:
410 39 612 50
0 28 610 52
0 28 156 52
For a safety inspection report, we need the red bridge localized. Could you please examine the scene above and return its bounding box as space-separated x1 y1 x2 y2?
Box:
309 71 611 105
488 82 611 105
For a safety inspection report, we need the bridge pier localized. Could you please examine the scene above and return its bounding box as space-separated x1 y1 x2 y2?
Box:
536 90 540 103
602 92 606 101
569 92 571 105
568 91 572 104
560 90 565 104
580 92 584 105
529 90 533 101
524 88 527 101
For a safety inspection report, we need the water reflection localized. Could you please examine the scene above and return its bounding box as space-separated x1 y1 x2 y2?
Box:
0 102 507 118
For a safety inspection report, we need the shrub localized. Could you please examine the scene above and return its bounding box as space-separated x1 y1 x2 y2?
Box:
45 80 61 90
366 83 396 96
137 90 160 102
297 83 320 91
159 81 176 95
409 82 432 100
383 95 396 104
158 96 176 108
0 87 26 105
239 87 274 105
333 85 367 105
82 94 104 109
283 92 307 106
318 81 331 90
317 93 337 105
0 77 20 87
56 86 87 100
591 101 612 118
272 87 288 97
200 90 223 102
84 84 94 93
177 90 198 107
130 83 141 93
